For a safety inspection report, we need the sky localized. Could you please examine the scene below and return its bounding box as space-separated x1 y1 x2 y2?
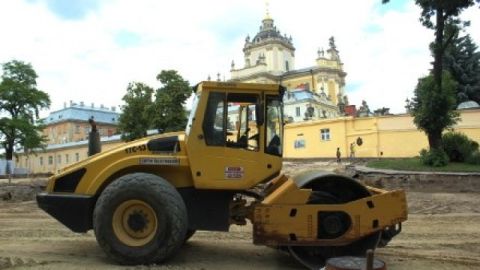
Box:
0 0 479 115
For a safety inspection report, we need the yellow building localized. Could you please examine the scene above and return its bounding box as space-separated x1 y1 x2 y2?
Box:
15 101 121 174
43 101 119 144
17 137 123 174
284 108 480 159
230 12 347 122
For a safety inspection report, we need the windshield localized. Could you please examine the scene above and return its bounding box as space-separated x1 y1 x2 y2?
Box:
186 93 200 135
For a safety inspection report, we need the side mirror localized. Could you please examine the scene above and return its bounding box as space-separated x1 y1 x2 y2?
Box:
255 101 265 126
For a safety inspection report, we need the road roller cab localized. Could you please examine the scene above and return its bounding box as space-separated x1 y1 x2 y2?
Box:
37 81 407 268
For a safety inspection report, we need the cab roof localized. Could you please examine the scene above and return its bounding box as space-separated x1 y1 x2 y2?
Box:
193 81 282 94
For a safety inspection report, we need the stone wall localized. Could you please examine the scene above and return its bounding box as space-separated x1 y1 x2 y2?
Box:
347 165 480 193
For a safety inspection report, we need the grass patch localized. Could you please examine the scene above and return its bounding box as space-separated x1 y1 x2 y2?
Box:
366 157 480 172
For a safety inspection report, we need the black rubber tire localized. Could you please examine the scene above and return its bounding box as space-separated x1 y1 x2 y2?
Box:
93 173 188 265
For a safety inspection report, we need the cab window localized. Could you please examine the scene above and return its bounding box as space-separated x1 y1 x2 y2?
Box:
203 92 259 151
203 92 225 146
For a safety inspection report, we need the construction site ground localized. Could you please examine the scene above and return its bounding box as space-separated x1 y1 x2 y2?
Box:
1 160 479 270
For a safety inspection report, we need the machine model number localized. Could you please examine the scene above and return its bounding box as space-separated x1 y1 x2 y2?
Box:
139 158 180 166
125 145 147 154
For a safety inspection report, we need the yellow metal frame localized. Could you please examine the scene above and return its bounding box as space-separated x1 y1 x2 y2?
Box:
45 132 193 195
185 82 283 190
253 179 408 246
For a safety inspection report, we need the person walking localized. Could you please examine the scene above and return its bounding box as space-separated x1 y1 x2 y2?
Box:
350 142 356 159
336 147 341 163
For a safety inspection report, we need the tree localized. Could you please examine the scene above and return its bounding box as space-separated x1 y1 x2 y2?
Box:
118 82 155 141
411 72 459 148
153 70 191 133
0 60 50 164
118 70 191 141
443 27 480 104
383 0 479 149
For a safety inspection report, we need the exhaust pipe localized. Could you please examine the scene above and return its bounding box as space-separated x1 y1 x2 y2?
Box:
88 117 101 156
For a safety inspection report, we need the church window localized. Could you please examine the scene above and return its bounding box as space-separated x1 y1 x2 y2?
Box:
285 61 289 71
48 156 53 165
321 129 331 141
75 153 80 162
295 107 301 117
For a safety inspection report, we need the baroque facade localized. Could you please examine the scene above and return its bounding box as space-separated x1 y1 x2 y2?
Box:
230 13 348 122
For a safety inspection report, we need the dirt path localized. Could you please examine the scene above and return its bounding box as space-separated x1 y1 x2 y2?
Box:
0 162 479 269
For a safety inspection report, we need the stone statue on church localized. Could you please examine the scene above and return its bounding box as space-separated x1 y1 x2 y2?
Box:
329 36 337 51
317 48 325 58
357 100 371 117
328 36 340 61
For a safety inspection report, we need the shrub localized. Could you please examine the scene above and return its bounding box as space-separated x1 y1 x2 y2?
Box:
442 132 479 162
466 151 480 165
419 148 449 167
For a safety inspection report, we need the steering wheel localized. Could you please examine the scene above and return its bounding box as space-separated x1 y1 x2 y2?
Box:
248 133 259 141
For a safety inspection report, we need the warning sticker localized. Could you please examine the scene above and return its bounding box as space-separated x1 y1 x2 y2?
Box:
139 158 180 166
225 167 244 179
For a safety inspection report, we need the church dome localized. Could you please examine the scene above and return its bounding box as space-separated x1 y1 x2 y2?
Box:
245 17 294 50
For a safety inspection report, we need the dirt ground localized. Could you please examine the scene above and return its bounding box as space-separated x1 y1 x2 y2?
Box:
0 161 479 270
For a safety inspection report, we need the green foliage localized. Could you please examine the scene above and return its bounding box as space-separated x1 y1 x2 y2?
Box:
411 72 459 148
419 148 449 167
384 0 479 150
442 132 479 162
0 60 50 161
414 0 478 30
443 27 480 104
466 151 480 165
118 70 191 141
153 70 191 133
118 82 155 141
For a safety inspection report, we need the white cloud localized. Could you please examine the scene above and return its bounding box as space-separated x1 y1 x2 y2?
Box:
0 0 479 116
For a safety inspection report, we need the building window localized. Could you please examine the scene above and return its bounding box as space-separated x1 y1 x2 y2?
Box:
57 155 61 164
294 139 306 149
75 153 80 162
285 61 289 71
321 128 331 141
48 156 53 165
75 125 80 134
39 157 43 166
295 107 301 117
65 154 69 164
